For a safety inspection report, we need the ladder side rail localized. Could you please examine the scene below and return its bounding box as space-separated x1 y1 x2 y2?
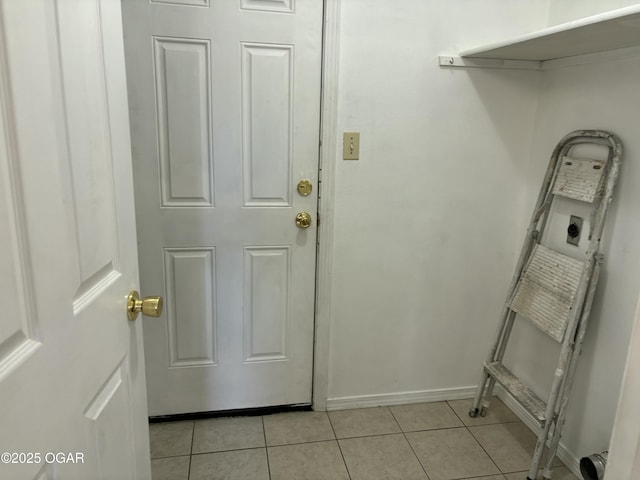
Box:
495 310 517 362
477 310 519 416
470 371 492 417
584 137 622 259
527 308 584 478
491 232 538 362
561 130 620 149
536 142 577 241
541 256 604 480
479 377 497 414
471 298 516 415
587 137 618 241
529 223 602 478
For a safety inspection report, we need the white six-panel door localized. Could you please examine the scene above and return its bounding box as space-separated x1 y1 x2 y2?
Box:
0 0 150 479
122 0 323 414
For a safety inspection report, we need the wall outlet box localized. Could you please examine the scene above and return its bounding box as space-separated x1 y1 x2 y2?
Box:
567 215 583 246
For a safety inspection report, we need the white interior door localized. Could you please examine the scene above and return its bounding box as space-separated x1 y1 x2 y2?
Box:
0 1 151 479
122 1 323 414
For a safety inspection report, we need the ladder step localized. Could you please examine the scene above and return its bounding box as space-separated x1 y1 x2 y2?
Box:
484 361 546 426
510 245 584 343
552 156 606 203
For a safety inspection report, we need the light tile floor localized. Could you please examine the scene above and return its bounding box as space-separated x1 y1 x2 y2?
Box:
149 398 579 480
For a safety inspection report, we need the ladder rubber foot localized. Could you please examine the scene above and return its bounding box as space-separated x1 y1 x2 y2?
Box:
480 407 487 417
468 408 479 418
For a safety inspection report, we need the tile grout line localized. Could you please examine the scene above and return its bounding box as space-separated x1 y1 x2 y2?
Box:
190 446 279 456
261 416 272 480
336 430 422 440
448 399 529 476
266 438 345 449
454 474 507 480
188 420 195 480
326 411 352 480
446 399 523 428
466 425 506 475
445 400 508 476
446 399 469 425
387 407 432 480
150 453 192 460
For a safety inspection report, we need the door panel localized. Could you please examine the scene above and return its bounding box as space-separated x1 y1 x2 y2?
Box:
154 37 215 207
0 133 37 367
164 248 217 367
84 363 136 480
244 246 291 362
242 43 293 206
57 1 124 314
123 0 322 414
0 0 150 478
241 0 294 14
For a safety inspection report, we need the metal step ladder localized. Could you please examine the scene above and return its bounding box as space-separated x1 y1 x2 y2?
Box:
470 130 622 480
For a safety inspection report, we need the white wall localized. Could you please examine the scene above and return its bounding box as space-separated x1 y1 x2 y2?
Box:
326 0 548 404
548 0 640 25
326 0 640 471
503 54 640 463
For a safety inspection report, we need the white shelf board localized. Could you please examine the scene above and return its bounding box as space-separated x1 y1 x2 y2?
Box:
460 5 640 62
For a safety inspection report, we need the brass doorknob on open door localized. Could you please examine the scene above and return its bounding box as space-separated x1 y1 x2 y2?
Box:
127 291 163 321
295 212 312 229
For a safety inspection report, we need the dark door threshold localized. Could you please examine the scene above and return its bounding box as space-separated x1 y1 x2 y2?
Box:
149 404 313 423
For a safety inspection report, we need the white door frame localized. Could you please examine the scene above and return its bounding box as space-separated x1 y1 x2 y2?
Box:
607 287 640 477
312 0 340 411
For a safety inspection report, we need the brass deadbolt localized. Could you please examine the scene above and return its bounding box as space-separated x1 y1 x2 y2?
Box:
297 179 312 196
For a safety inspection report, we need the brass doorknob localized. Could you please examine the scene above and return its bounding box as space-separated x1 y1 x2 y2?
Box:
127 291 163 321
295 212 312 229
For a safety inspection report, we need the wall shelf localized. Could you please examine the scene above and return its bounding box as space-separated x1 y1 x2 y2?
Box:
440 5 640 70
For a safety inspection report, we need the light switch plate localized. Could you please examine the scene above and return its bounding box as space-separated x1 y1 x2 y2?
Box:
343 132 360 160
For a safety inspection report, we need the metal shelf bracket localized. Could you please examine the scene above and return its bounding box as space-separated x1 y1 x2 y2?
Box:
438 56 541 70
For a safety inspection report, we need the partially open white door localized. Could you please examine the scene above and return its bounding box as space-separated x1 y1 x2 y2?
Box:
0 1 151 479
122 0 323 415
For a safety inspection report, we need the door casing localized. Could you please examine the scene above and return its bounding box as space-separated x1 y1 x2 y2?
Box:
312 0 340 412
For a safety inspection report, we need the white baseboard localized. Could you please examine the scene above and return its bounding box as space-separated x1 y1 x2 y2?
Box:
325 386 477 411
495 386 582 479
